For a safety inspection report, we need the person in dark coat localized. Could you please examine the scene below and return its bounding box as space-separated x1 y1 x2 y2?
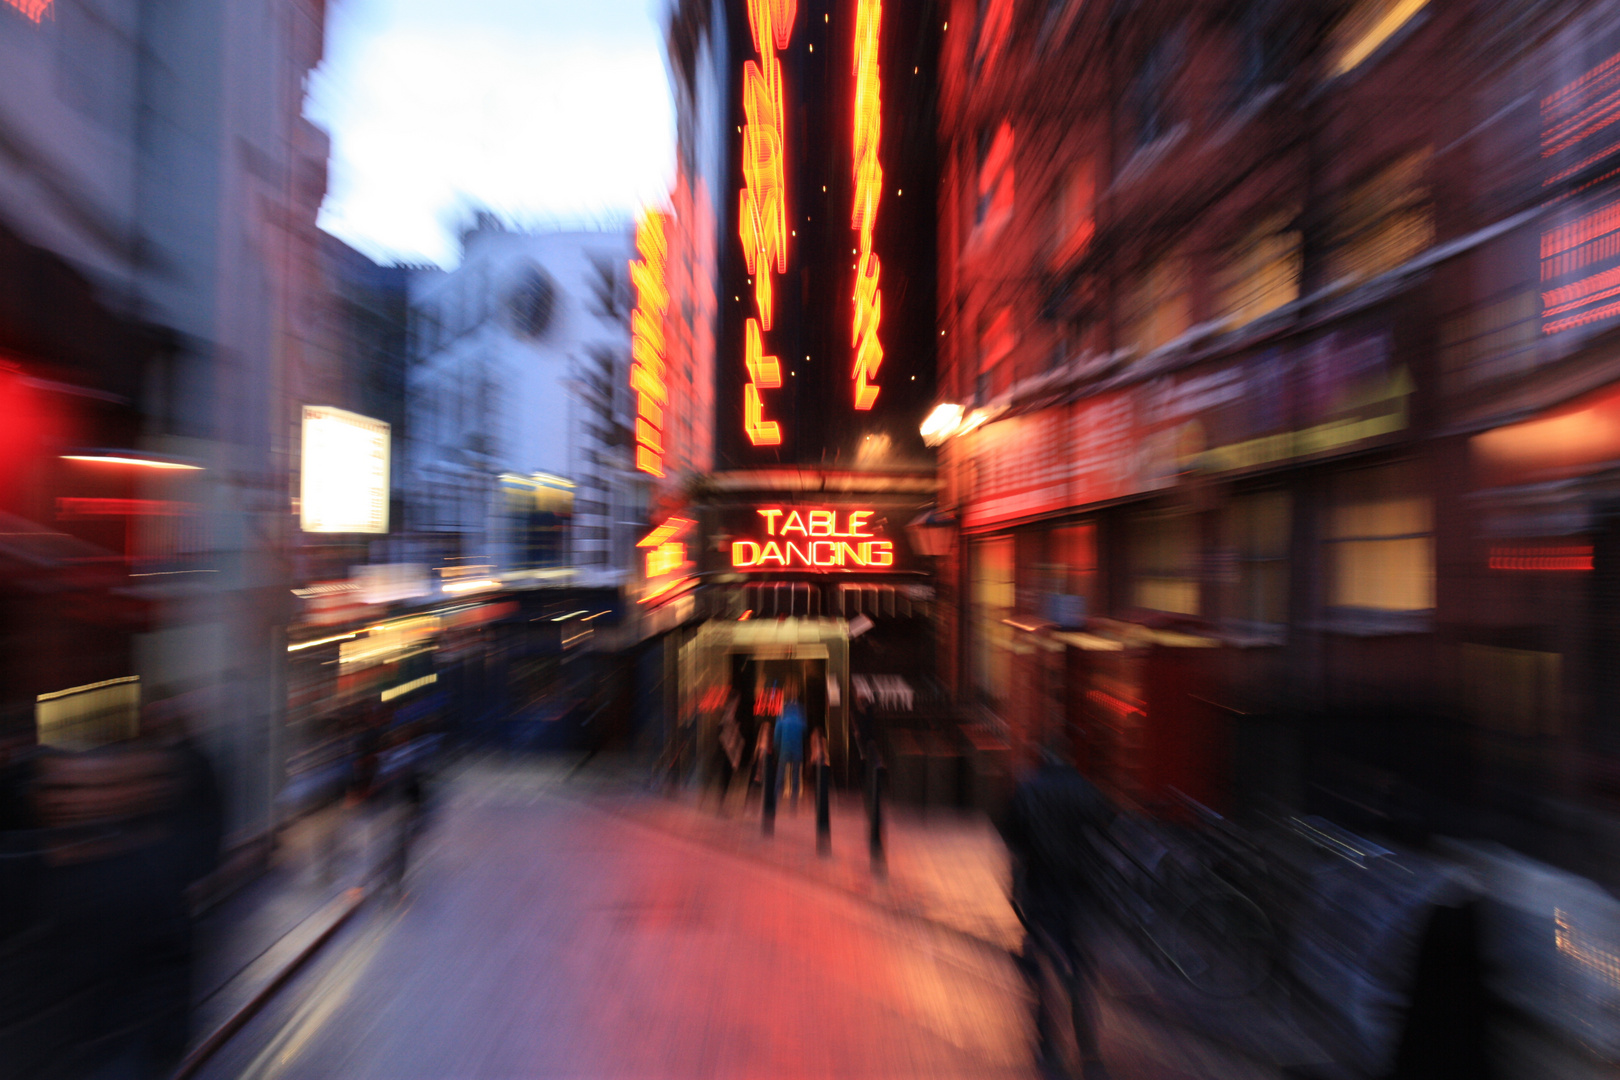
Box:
999 737 1116 1080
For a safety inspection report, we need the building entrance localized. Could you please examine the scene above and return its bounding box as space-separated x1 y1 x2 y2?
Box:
679 617 852 784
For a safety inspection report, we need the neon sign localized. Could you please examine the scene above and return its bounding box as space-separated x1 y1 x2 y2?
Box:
851 0 884 410
739 0 795 445
1489 545 1594 571
1541 46 1620 336
730 507 895 570
630 210 670 476
744 318 782 445
638 516 694 603
3 0 52 21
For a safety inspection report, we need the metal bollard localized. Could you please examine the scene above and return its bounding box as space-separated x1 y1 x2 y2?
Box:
762 748 778 836
868 760 886 873
816 762 831 855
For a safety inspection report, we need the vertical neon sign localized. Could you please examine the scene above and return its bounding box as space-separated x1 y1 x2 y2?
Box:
739 0 795 446
851 0 884 410
3 0 53 21
630 210 670 476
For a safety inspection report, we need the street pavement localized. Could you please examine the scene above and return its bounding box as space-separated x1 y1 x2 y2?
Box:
193 758 1289 1080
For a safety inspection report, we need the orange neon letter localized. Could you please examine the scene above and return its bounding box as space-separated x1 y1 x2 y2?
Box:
781 510 807 535
851 0 884 410
740 0 794 447
630 210 671 474
811 540 836 565
758 508 783 534
744 319 782 445
849 510 874 537
808 510 834 536
867 540 894 567
733 540 762 567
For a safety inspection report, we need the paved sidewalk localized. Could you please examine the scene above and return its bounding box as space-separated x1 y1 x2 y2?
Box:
188 799 399 1054
597 786 1023 950
565 762 1339 1076
195 757 1290 1080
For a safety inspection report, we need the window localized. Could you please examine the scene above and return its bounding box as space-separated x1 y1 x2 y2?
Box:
1225 491 1290 628
1231 10 1284 105
1035 523 1097 625
1327 149 1433 286
1132 35 1178 147
973 121 1016 242
978 307 1014 393
1050 161 1096 267
1330 0 1427 77
1326 463 1434 612
975 0 1014 73
1218 210 1301 329
1438 290 1538 393
1129 509 1199 615
1459 645 1562 737
972 537 1016 708
1122 255 1191 356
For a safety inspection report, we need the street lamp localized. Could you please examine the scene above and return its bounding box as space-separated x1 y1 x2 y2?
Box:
920 403 964 446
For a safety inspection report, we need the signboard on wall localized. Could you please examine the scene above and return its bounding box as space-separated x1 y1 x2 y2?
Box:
300 406 390 534
1540 25 1620 342
961 327 1412 531
961 391 1132 529
718 503 913 573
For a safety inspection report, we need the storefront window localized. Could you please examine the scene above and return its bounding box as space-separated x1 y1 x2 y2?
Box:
1122 254 1192 358
971 536 1015 708
1226 490 1290 628
1218 210 1301 330
1129 509 1199 615
1327 148 1433 286
1039 523 1097 624
1327 463 1434 612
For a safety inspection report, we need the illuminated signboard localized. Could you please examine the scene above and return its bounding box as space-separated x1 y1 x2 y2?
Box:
639 515 695 604
300 406 390 534
739 0 795 446
1541 41 1620 337
851 0 884 410
630 210 670 476
730 507 895 570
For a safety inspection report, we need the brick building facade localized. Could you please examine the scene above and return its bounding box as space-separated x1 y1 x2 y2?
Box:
936 0 1620 877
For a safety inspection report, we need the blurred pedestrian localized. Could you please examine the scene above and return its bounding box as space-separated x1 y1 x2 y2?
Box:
20 742 193 1079
713 693 743 811
852 688 880 770
142 695 224 909
747 714 772 806
775 678 806 811
385 733 427 891
1000 735 1115 1080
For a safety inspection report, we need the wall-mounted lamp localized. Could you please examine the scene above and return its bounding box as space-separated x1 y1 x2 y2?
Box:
920 403 964 446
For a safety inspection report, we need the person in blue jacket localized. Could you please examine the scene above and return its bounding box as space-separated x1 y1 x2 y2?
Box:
774 677 807 811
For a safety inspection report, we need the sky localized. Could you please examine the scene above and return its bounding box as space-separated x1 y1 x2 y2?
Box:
306 0 674 267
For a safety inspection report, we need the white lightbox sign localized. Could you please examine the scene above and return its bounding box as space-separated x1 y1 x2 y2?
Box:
301 406 390 534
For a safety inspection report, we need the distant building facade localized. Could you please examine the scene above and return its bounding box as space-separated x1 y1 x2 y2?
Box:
295 232 411 584
404 219 642 588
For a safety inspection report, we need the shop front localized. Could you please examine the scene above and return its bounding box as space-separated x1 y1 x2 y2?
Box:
948 306 1426 814
644 470 940 791
1458 374 1620 840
